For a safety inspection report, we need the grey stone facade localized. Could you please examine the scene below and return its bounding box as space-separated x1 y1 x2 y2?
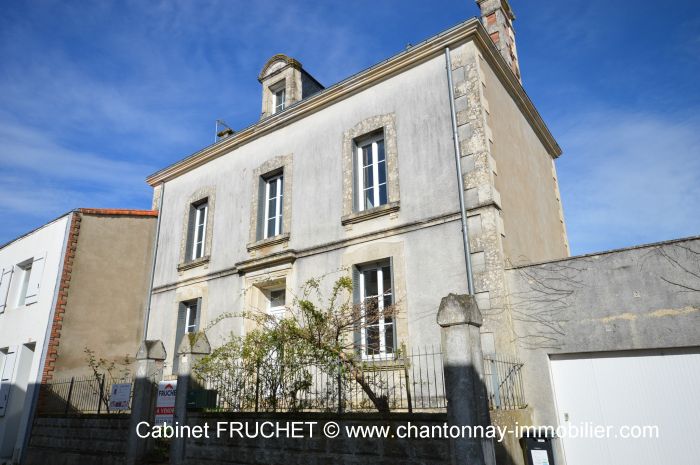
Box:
144 20 567 397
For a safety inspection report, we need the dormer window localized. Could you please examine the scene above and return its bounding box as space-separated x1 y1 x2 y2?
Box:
258 54 324 119
271 81 286 114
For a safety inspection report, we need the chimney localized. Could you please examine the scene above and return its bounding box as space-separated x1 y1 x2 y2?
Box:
476 0 521 82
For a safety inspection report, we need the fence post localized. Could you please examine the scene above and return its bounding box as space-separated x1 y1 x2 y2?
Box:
171 332 211 465
64 377 75 415
126 340 166 465
489 358 501 410
437 293 495 465
97 373 105 414
337 360 343 414
403 352 413 414
254 363 260 413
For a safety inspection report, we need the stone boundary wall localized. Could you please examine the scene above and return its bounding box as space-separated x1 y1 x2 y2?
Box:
25 415 130 465
184 412 450 465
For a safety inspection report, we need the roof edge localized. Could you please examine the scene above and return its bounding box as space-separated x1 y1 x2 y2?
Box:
507 235 700 270
147 18 560 186
78 208 158 217
0 211 73 251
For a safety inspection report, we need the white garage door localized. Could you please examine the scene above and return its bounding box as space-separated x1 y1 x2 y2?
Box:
549 349 700 465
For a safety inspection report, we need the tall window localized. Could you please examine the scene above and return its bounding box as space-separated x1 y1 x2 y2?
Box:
271 82 285 114
356 261 394 359
184 300 198 334
174 298 201 373
356 133 387 211
188 200 208 261
263 174 284 238
17 261 33 306
267 288 286 320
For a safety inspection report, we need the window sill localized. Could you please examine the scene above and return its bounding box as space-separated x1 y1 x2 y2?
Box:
341 202 400 225
359 356 405 371
247 233 290 251
177 255 210 272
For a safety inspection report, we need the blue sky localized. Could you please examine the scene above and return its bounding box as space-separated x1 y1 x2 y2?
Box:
1 0 698 255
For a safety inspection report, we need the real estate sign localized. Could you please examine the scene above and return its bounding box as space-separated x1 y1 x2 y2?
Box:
155 380 177 426
108 383 131 411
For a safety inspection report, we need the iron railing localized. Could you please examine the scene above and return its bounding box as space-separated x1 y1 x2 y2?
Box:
483 353 526 410
199 346 447 413
35 352 526 416
37 374 134 415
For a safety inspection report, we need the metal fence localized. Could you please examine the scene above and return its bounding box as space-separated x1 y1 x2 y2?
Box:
35 351 526 416
483 353 527 410
200 346 447 413
37 373 134 415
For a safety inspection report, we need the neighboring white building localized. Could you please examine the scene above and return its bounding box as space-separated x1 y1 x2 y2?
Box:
0 214 69 464
0 208 157 465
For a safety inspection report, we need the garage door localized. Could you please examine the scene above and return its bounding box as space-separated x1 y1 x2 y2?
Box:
549 349 700 465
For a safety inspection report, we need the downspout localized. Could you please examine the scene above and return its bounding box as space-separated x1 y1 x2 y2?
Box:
444 47 475 295
142 182 165 340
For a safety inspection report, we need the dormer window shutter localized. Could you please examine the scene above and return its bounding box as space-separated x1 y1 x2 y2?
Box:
174 302 187 374
0 268 12 313
352 266 362 356
0 346 18 416
185 205 197 262
194 297 202 332
256 177 266 241
24 254 45 305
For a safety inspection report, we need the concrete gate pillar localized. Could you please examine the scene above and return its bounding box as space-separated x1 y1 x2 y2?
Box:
438 293 496 465
126 340 166 465
170 332 211 465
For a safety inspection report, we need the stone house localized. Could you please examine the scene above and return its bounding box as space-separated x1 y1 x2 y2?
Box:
143 0 568 377
0 208 156 463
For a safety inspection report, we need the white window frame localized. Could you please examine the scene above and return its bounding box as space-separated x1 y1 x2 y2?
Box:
356 132 387 212
17 261 32 307
358 263 394 360
184 301 198 334
271 81 286 114
267 288 286 320
263 174 283 239
191 202 208 260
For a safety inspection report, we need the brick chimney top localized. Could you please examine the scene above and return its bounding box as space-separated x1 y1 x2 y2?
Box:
476 0 521 82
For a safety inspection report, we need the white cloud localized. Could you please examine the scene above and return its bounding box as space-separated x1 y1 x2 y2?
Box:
556 110 700 255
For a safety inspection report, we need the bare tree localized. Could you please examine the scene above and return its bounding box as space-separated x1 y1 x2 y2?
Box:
651 242 700 292
507 260 589 350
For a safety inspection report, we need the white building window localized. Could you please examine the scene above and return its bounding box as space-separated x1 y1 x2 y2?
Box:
271 82 286 114
357 261 394 359
189 200 208 261
17 261 32 307
174 298 201 374
263 174 284 238
356 133 387 211
267 288 286 319
184 300 198 334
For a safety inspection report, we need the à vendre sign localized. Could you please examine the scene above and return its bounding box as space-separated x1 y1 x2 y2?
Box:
155 380 177 426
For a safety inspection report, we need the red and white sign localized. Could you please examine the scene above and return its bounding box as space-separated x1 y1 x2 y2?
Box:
155 380 177 426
